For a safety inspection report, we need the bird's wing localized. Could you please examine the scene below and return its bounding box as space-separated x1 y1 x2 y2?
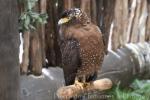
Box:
70 25 105 77
60 38 81 85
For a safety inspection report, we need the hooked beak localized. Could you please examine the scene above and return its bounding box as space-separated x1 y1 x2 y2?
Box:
58 17 70 25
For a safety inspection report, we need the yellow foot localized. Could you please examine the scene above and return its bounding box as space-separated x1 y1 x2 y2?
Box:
74 80 84 89
74 80 92 89
82 82 91 88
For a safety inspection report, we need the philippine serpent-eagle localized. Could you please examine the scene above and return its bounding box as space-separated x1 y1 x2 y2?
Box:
58 8 105 87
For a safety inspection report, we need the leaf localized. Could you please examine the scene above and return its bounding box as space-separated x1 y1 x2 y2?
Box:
19 0 48 32
27 0 38 10
110 79 150 100
29 24 36 30
30 12 39 19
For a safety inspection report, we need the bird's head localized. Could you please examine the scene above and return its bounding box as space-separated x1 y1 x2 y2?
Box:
58 8 90 25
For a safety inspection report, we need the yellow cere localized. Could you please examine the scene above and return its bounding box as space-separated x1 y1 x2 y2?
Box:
58 17 70 25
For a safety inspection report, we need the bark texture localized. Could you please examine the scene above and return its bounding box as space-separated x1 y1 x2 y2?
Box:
0 0 20 99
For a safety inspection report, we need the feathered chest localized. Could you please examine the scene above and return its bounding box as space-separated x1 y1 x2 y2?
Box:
59 24 103 44
59 23 105 76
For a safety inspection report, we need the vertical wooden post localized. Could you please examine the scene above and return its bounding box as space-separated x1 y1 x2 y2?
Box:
52 0 62 65
130 0 142 42
45 0 56 66
138 0 147 42
120 0 128 45
96 0 103 27
30 30 43 75
39 0 47 67
63 0 73 9
129 0 147 43
102 0 116 51
73 0 81 8
21 31 30 74
91 0 97 24
29 2 43 75
146 0 150 41
0 0 20 100
45 0 63 66
112 0 128 50
81 0 91 19
126 0 137 43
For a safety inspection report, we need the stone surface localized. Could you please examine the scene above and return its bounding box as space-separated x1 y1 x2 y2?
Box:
20 67 64 100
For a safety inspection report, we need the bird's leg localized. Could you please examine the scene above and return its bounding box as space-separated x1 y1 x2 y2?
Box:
82 75 87 87
74 77 84 89
82 75 91 88
74 76 92 89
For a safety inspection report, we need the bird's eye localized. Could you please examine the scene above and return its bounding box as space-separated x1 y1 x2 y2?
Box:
61 13 67 18
60 10 70 18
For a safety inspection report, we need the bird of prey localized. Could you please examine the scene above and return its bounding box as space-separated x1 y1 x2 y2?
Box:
58 8 105 87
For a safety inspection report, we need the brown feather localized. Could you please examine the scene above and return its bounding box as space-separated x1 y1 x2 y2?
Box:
63 23 105 77
58 8 105 85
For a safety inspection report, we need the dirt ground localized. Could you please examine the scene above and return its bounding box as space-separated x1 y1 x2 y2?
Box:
20 67 64 100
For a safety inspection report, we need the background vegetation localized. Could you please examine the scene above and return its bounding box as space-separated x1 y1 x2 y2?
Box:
111 80 150 100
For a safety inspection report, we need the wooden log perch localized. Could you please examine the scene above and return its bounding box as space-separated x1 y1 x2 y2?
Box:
57 78 112 99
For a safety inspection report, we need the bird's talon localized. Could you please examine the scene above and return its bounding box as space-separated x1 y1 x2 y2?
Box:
74 81 92 89
74 81 84 89
83 82 91 88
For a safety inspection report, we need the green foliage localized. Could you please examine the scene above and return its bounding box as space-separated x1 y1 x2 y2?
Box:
19 0 48 32
110 79 150 100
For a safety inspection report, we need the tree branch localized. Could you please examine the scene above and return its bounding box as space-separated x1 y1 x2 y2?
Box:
57 78 112 99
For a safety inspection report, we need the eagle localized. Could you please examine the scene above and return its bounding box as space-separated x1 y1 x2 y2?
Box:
58 8 105 87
